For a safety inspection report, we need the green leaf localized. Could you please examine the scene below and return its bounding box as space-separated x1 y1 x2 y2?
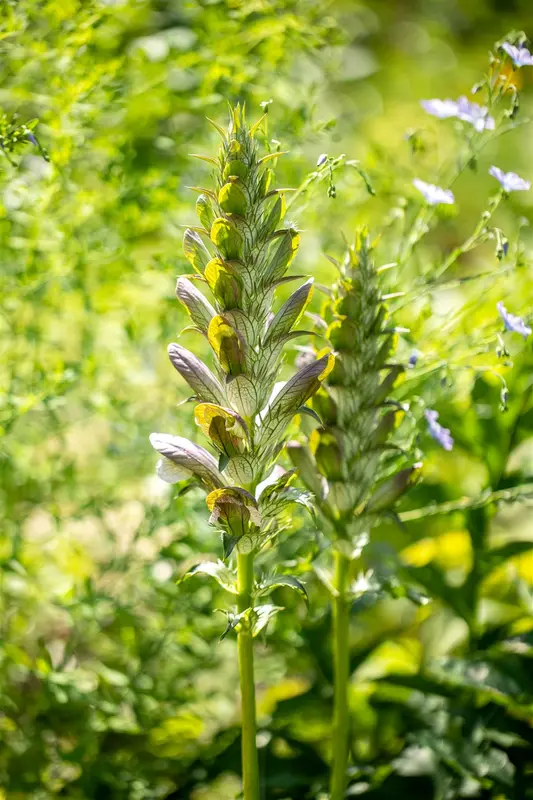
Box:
182 560 237 594
218 609 247 640
251 604 284 636
256 575 309 607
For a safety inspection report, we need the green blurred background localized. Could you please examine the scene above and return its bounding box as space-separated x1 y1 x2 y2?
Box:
2 1 533 798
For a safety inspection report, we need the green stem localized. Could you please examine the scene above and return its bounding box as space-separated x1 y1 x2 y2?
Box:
330 549 351 800
237 551 260 800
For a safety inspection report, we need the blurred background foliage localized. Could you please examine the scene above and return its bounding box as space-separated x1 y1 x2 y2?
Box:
2 0 533 798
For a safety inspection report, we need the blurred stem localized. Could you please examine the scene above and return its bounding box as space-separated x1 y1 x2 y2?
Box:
237 551 260 800
330 548 351 800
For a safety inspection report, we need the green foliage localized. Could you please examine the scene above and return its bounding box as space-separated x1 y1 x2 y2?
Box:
2 1 533 799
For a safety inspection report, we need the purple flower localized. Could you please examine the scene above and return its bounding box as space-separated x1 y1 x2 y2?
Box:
501 43 533 68
455 96 495 132
421 96 495 131
413 178 454 206
424 409 454 451
489 165 531 193
316 153 328 167
26 133 37 146
497 301 532 339
421 98 459 119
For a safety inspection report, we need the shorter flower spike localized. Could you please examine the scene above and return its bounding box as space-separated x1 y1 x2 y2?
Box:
424 410 454 451
497 302 532 339
413 179 454 206
489 166 531 193
501 42 533 68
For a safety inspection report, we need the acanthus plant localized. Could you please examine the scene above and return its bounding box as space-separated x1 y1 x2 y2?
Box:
288 32 533 799
149 105 333 800
288 232 423 799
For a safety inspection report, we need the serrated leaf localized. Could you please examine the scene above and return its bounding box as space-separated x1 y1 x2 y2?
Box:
218 609 247 640
182 560 237 594
252 604 284 636
168 343 226 404
256 575 309 607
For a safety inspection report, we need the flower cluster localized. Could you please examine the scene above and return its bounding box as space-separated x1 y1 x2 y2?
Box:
151 106 333 558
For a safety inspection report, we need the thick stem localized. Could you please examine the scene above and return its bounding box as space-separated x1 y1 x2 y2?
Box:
330 549 351 800
237 551 260 800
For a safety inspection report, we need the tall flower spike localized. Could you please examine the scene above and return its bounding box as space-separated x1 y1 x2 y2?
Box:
288 231 420 800
150 106 333 800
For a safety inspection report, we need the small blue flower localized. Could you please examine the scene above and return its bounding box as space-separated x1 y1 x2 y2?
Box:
501 43 533 68
421 96 495 131
420 98 459 119
26 132 37 146
408 351 419 367
316 153 328 167
497 301 532 339
489 165 531 193
455 96 495 131
413 178 454 206
424 409 454 451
